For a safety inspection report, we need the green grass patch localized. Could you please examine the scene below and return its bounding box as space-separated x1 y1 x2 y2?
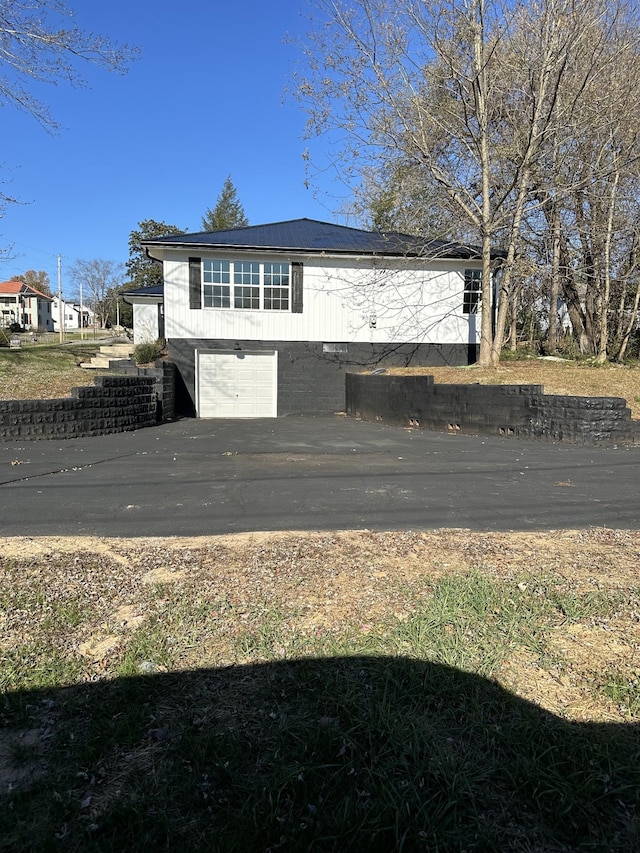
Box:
0 342 100 367
600 671 640 718
117 617 177 677
1 642 84 692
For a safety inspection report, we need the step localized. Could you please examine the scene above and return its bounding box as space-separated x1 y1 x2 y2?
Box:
80 356 134 370
99 344 134 357
80 357 110 369
80 343 136 369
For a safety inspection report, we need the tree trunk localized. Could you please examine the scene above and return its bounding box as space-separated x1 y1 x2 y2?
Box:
548 202 560 354
595 162 620 364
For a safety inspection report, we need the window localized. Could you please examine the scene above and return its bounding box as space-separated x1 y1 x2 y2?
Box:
463 269 482 315
202 259 290 311
234 261 260 309
203 260 231 308
264 262 289 310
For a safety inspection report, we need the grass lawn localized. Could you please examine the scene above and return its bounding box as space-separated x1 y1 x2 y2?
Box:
2 353 640 850
1 531 639 851
0 342 109 401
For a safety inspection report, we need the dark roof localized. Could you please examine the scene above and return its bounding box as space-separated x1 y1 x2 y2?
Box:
122 283 164 299
142 218 485 260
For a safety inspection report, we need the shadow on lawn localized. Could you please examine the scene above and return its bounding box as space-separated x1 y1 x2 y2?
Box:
2 656 639 852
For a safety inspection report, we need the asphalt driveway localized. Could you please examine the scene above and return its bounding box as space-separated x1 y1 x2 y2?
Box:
1 414 639 537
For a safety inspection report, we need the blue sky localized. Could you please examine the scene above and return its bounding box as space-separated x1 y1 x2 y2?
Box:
0 0 345 294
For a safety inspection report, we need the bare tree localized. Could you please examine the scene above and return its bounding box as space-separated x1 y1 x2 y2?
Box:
11 269 52 296
0 0 138 132
69 259 125 329
296 0 639 365
0 2 137 231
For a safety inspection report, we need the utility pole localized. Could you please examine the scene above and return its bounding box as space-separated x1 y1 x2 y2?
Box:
57 254 64 344
80 279 84 340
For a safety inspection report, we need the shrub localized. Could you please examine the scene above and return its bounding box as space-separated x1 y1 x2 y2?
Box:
9 322 23 333
133 339 164 365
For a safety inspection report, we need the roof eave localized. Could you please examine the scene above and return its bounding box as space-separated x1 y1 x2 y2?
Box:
140 240 484 261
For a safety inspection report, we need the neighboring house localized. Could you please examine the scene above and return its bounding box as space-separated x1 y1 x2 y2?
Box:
51 297 93 332
122 283 164 344
139 218 496 418
0 280 54 331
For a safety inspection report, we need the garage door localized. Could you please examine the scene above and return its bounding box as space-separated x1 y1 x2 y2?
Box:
197 350 277 418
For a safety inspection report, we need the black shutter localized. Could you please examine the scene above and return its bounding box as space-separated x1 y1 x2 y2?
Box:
189 257 202 309
291 261 303 314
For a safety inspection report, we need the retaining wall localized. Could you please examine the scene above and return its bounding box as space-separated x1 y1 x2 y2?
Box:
345 373 640 446
112 360 176 423
0 373 166 441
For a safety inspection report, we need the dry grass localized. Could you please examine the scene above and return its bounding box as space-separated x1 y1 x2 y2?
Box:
388 357 640 417
2 530 640 850
2 529 639 724
0 343 107 400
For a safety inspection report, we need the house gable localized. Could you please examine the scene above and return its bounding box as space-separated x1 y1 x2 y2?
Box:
0 280 53 330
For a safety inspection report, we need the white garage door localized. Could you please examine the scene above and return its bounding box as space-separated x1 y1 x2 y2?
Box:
197 350 277 418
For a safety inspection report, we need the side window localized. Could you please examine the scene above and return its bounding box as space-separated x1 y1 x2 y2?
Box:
463 269 482 315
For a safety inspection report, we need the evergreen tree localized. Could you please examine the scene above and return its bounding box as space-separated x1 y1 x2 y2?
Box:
202 176 248 231
127 220 185 290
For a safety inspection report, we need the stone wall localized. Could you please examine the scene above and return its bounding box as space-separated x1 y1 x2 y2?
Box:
346 373 640 446
0 375 159 441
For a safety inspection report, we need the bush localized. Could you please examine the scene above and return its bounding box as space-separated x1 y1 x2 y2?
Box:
133 339 164 365
9 322 23 333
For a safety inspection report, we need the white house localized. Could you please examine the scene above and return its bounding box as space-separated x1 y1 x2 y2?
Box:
0 280 54 331
50 297 92 332
139 218 494 417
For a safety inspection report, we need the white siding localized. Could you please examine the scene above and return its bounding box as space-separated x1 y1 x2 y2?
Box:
163 250 481 346
132 303 160 344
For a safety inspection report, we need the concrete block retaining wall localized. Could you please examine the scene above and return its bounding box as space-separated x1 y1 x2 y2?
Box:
346 373 640 446
0 366 175 441
112 361 176 423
